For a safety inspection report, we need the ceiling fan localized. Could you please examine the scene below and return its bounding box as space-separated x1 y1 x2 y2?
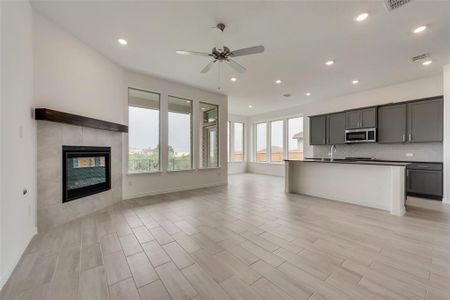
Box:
176 23 265 74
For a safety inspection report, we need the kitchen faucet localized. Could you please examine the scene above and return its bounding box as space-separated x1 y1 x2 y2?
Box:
330 144 337 162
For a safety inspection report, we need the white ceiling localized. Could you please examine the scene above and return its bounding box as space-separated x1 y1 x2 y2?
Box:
31 1 450 116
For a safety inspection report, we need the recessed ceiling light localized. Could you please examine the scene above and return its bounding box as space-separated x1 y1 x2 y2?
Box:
305 92 311 96
117 38 128 45
352 79 360 85
230 77 237 82
176 50 189 55
355 12 369 22
325 60 335 66
413 25 427 34
275 80 282 84
422 60 432 66
248 105 253 108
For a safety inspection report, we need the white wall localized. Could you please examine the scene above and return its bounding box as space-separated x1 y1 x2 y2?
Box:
248 75 443 175
228 114 248 174
33 12 126 124
1 0 35 289
123 71 228 199
443 64 450 204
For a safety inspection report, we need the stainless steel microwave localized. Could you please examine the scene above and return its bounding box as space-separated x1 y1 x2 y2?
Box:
345 128 376 143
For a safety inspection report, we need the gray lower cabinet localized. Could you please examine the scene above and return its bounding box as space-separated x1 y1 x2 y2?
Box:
378 103 406 143
326 112 346 144
345 107 377 129
310 115 327 145
408 98 443 142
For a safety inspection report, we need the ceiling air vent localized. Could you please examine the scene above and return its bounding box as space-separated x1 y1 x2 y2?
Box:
283 93 292 98
411 53 430 62
385 0 411 10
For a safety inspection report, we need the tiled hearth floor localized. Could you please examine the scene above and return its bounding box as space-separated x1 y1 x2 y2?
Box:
2 174 450 300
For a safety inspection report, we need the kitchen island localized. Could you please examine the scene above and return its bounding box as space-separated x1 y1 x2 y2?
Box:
285 159 410 216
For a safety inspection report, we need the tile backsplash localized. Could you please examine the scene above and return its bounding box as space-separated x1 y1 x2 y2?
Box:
312 142 442 162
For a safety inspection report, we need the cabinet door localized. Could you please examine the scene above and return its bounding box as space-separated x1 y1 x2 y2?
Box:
407 170 442 197
345 110 361 129
361 107 377 128
309 115 327 145
378 104 406 143
326 112 346 144
408 98 443 142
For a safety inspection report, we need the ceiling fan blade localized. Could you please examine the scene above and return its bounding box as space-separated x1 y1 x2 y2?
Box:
176 50 211 56
230 45 264 57
200 60 215 73
226 59 246 73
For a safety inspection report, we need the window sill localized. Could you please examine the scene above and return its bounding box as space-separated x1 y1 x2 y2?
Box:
198 167 221 170
252 161 285 165
127 170 162 175
167 168 195 173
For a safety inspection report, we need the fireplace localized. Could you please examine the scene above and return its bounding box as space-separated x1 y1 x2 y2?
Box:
62 146 111 203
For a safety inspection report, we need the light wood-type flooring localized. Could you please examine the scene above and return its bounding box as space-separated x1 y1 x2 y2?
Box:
2 173 450 300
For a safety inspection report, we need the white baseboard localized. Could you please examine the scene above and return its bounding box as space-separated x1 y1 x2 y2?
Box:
123 181 227 200
0 227 37 290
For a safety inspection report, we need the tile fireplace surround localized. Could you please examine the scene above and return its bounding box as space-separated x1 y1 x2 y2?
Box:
37 121 123 231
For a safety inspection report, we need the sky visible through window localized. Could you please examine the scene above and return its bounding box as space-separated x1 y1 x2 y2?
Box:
234 123 243 152
256 123 267 152
129 106 159 150
288 117 303 150
169 112 191 153
271 120 283 148
128 108 192 152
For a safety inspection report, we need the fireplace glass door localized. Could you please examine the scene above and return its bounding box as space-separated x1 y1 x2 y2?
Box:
63 146 111 203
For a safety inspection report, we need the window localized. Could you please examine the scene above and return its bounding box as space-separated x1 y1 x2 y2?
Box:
256 123 267 162
271 120 283 162
233 123 244 161
288 117 304 159
128 88 160 173
168 96 192 170
199 102 219 168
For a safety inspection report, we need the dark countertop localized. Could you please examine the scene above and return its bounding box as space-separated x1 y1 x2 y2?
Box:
285 158 412 167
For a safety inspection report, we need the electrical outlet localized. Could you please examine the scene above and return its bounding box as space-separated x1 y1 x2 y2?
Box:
406 153 414 157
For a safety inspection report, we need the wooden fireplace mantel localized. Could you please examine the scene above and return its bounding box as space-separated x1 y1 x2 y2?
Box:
35 108 128 133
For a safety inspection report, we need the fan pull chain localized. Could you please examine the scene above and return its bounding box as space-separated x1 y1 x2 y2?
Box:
217 62 221 91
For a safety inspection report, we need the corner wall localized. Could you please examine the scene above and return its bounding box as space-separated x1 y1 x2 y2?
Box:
1 0 35 289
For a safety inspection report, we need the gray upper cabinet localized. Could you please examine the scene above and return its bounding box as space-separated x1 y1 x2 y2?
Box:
345 111 361 129
378 103 406 143
361 108 377 128
345 107 376 129
326 112 346 144
407 97 443 143
310 115 327 145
